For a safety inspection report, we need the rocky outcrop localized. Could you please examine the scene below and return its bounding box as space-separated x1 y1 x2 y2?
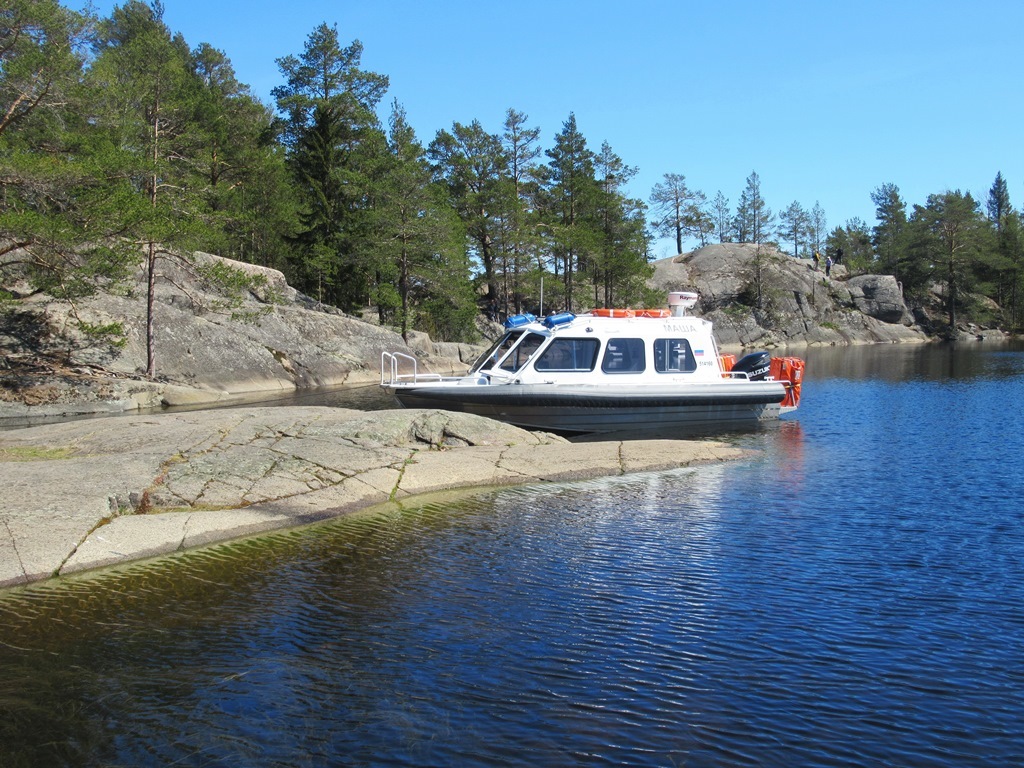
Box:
4 242 1010 421
0 406 746 587
650 243 930 348
1 251 479 421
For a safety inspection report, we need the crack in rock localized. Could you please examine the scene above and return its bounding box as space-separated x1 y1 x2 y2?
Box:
494 445 542 480
390 449 420 500
1 517 27 583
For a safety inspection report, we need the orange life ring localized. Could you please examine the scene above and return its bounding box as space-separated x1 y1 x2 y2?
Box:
634 308 671 318
591 308 635 318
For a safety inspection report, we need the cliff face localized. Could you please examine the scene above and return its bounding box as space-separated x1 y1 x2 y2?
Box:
649 243 929 348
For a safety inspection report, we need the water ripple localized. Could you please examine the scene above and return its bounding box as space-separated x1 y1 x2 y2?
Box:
4 347 1024 766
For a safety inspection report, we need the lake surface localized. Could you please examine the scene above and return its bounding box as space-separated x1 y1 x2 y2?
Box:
2 342 1024 767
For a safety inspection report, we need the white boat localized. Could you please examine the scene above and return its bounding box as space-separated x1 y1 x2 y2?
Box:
381 292 804 434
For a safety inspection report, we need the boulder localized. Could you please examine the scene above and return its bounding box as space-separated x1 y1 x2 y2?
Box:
845 274 913 324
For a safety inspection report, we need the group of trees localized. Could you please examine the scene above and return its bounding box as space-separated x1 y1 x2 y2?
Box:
865 175 1024 330
0 0 658 360
3 0 1023 377
649 171 828 259
651 167 1024 332
1 0 297 373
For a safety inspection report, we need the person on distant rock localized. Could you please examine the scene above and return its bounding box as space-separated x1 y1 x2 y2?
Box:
825 256 833 277
813 251 821 271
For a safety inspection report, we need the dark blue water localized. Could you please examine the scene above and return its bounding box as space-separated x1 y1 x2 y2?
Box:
2 343 1024 767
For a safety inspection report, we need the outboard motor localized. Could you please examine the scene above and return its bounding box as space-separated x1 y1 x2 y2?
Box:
731 351 772 381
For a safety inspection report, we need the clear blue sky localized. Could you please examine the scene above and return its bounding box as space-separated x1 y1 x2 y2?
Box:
87 0 1024 259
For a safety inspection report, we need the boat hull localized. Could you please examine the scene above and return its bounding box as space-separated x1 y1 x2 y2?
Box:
386 382 788 434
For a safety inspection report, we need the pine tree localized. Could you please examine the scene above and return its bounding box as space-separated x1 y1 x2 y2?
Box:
908 191 990 330
778 201 809 258
986 172 1024 327
189 42 296 268
1 0 140 320
735 171 774 247
288 102 347 303
496 108 542 315
274 23 389 310
427 119 504 319
593 141 651 307
88 0 215 376
371 102 470 342
84 2 275 376
809 202 827 254
0 0 89 137
870 183 907 280
999 212 1024 328
711 191 732 243
650 173 698 256
272 24 387 149
987 172 1011 230
979 172 1017 315
736 171 775 309
543 113 599 312
689 192 714 248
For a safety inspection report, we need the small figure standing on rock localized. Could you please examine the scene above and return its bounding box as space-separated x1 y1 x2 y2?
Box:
825 256 833 277
813 251 821 271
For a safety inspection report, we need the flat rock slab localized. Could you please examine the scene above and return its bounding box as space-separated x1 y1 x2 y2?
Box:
0 407 746 588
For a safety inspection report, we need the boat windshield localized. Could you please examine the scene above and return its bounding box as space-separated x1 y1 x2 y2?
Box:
498 332 545 373
470 331 547 374
469 332 522 373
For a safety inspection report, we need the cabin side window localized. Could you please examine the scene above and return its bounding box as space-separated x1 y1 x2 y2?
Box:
654 338 698 373
534 338 600 372
499 332 545 372
601 338 646 374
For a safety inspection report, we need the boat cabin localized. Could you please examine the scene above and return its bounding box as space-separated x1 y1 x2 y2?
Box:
469 312 725 385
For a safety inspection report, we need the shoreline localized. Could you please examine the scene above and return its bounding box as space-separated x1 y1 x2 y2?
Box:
0 406 748 591
0 335 946 430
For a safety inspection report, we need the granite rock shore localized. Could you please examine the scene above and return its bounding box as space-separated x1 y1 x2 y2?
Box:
0 406 747 589
6 242 985 426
